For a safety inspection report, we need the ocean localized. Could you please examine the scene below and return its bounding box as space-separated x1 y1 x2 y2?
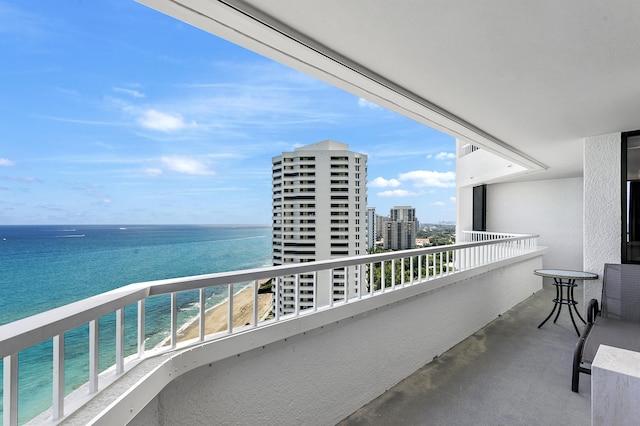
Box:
0 224 272 423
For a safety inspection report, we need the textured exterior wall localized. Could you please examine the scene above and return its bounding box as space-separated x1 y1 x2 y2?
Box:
130 255 543 426
486 177 584 273
583 133 621 305
456 185 473 240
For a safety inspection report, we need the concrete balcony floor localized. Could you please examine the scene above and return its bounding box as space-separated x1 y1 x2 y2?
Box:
339 283 591 425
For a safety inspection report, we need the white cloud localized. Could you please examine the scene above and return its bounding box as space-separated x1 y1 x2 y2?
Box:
431 201 446 206
399 170 455 188
161 156 214 175
138 109 195 132
377 189 417 197
358 98 381 109
369 176 401 188
2 176 39 183
437 152 455 160
113 87 145 98
0 158 15 166
55 87 79 96
144 168 163 177
450 196 456 203
92 141 114 151
430 152 455 160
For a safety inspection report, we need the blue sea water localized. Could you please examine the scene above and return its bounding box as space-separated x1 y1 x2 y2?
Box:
0 224 272 424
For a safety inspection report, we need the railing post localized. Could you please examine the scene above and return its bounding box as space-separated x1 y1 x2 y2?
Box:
410 255 414 284
313 271 318 311
116 308 124 375
252 280 259 326
53 334 65 420
445 250 450 275
357 264 362 300
89 319 99 394
199 288 206 340
275 276 281 320
369 262 374 295
391 259 396 290
227 283 234 334
381 261 386 292
170 293 177 349
465 247 469 269
330 269 335 307
137 299 145 358
344 267 349 303
295 274 300 315
4 353 18 426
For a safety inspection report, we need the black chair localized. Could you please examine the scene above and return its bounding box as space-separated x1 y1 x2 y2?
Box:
572 263 640 392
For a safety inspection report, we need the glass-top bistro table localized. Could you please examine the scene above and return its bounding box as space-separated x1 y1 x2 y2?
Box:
534 269 598 336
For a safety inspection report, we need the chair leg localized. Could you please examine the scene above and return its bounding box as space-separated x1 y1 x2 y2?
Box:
572 353 580 392
572 322 593 392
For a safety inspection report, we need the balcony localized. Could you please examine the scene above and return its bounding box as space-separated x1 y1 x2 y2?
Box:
1 233 544 425
339 281 590 425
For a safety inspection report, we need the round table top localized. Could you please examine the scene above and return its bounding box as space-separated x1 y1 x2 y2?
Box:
533 269 598 280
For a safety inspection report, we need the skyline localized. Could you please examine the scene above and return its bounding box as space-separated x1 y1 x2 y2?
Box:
0 1 456 225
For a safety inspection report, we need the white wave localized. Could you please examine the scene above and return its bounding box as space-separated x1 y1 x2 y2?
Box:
211 235 267 244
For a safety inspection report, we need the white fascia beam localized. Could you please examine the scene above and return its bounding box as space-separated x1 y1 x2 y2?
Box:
137 0 547 172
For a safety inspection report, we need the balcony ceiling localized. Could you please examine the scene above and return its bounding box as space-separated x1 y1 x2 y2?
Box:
139 0 640 180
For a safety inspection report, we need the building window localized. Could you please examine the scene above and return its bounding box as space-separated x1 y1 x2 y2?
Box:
623 130 640 263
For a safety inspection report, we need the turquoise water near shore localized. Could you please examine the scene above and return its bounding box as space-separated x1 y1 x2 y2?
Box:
0 224 271 424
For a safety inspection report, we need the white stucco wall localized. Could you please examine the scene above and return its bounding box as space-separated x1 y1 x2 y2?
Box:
485 177 584 273
129 254 542 426
583 133 622 305
456 185 473 239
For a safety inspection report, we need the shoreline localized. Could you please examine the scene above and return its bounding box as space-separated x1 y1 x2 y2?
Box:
165 280 273 345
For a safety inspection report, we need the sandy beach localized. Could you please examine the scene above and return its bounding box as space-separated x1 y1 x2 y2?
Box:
177 281 273 343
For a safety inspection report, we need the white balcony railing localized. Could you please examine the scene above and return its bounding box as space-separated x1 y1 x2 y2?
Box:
460 230 530 242
0 232 537 425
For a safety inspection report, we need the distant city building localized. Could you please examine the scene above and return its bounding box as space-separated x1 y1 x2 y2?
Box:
366 207 376 251
390 205 417 224
383 206 417 250
375 214 385 241
272 140 367 315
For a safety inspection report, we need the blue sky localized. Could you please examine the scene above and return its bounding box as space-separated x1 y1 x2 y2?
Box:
0 1 456 225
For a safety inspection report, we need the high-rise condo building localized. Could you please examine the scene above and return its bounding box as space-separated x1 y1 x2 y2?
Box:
375 214 385 241
272 140 367 315
366 207 376 251
383 206 417 250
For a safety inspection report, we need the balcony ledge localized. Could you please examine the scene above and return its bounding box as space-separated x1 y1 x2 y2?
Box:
53 248 544 425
